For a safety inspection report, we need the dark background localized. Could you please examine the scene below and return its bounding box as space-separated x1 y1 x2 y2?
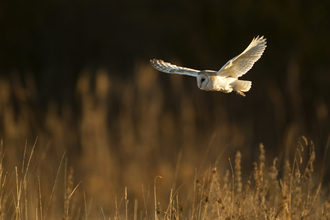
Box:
1 0 330 210
2 0 329 101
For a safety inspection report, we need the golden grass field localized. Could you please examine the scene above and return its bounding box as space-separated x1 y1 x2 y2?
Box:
0 64 329 219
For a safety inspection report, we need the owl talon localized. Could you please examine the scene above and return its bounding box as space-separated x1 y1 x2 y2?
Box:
236 91 246 97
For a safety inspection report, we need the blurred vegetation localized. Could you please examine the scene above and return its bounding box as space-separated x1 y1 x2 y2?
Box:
0 0 330 218
0 63 329 219
0 133 329 219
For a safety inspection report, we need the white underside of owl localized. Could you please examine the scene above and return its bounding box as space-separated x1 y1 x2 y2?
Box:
200 75 252 96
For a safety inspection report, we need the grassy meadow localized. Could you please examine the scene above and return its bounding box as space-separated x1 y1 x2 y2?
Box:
0 63 329 219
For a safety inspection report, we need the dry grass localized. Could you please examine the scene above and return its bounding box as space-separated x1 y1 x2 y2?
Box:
0 137 328 219
0 64 329 219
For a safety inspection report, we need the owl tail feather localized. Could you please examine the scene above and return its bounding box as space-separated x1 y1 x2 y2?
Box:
232 80 252 96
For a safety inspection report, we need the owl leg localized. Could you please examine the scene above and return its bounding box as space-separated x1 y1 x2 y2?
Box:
233 88 246 97
232 80 251 97
236 90 246 97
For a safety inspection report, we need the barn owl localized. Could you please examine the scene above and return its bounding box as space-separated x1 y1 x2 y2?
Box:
150 36 267 96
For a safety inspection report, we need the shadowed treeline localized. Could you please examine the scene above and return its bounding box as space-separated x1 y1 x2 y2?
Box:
1 1 330 99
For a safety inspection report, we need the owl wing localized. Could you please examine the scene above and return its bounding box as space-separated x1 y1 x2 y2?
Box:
216 36 267 78
150 59 200 77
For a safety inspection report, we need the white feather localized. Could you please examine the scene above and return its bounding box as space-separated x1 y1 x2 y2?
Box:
216 36 267 78
150 59 199 77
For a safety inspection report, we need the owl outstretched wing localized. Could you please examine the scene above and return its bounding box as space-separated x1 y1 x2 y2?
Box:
216 36 267 78
150 59 200 77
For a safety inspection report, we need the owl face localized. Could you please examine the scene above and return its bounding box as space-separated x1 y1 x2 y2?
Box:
197 73 209 90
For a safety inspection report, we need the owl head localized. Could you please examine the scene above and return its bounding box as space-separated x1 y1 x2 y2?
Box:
197 73 209 90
